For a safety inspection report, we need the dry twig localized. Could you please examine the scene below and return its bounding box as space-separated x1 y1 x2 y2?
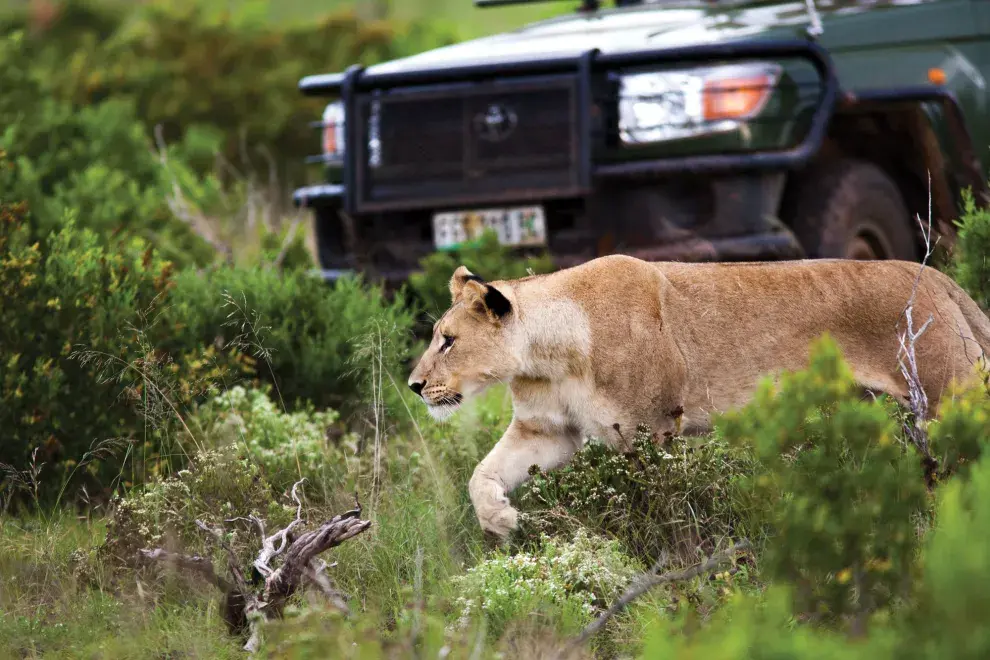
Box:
897 173 939 482
560 539 751 656
140 481 371 653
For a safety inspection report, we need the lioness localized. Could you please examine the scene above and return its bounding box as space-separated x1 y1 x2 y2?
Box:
408 255 990 538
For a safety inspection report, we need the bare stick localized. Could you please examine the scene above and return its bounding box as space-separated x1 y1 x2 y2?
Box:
195 519 250 591
562 540 751 654
897 172 938 478
145 483 371 654
139 548 234 593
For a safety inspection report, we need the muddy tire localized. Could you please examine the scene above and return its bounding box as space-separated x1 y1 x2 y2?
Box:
783 158 919 261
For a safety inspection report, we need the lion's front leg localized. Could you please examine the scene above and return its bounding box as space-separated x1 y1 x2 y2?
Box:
468 420 581 539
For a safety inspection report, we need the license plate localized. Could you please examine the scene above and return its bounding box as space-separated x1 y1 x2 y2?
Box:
432 205 547 251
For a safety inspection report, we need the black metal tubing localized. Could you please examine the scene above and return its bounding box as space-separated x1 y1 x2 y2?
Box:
838 85 987 201
301 37 835 95
475 0 565 7
340 64 364 215
302 38 838 209
576 48 599 190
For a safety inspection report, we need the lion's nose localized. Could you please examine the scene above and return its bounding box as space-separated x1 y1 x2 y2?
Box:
409 381 425 397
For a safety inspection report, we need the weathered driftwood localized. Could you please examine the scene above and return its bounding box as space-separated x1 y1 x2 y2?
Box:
140 480 371 653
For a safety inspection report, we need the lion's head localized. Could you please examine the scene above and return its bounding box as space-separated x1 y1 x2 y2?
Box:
408 266 519 420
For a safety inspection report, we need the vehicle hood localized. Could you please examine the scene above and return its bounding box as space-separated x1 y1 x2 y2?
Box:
367 1 845 76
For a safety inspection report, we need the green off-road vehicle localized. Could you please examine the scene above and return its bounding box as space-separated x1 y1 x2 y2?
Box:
293 0 990 284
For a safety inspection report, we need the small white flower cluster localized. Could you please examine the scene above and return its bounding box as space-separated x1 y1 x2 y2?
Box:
200 386 350 479
109 447 275 551
450 529 640 630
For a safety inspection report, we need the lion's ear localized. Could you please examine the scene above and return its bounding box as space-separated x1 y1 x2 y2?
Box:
461 278 512 323
449 265 484 302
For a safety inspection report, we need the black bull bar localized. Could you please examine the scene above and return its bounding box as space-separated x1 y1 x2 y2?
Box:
298 39 840 215
295 38 987 226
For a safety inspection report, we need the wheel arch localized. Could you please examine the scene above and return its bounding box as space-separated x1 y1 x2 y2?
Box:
780 92 988 257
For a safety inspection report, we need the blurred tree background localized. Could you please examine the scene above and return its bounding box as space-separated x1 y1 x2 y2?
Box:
0 0 558 265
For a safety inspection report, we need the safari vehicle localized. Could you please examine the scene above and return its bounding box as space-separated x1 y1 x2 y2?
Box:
293 0 990 284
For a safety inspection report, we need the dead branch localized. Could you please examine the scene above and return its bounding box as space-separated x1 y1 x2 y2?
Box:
138 548 234 593
561 539 751 655
897 172 939 483
140 481 371 654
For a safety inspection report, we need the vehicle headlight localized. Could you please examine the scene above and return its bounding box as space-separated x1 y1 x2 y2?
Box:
321 100 345 164
618 62 781 145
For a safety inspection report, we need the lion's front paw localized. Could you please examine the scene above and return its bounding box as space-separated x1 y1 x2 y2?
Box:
479 504 519 540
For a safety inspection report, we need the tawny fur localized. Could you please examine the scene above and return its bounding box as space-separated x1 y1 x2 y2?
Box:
408 254 990 538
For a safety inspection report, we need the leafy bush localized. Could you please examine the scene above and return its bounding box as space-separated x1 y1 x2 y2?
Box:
100 447 292 567
928 381 990 479
636 449 990 660
166 265 417 417
637 586 892 660
450 529 641 639
191 385 360 492
718 335 928 628
0 0 457 182
408 231 555 318
514 427 753 564
900 448 990 659
1 185 416 501
0 34 216 267
0 195 224 501
952 190 990 311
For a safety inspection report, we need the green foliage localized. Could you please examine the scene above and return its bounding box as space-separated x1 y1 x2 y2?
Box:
637 587 895 660
900 450 990 659
928 381 990 479
0 34 216 267
408 231 555 318
0 188 417 501
191 385 359 492
0 196 221 501
0 0 457 182
515 427 753 564
166 265 417 417
101 447 292 567
952 189 990 310
451 529 641 640
718 335 928 626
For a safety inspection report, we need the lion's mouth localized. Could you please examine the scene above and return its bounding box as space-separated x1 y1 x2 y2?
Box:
426 402 460 421
425 393 463 422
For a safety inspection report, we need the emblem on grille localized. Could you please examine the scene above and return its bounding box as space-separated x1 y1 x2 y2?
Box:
473 103 518 143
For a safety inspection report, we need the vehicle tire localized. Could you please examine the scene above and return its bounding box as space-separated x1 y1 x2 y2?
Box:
782 158 919 261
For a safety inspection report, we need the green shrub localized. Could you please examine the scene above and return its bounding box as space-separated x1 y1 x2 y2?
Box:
899 449 990 659
191 385 360 493
637 586 895 660
165 265 417 418
100 447 292 567
450 529 641 640
928 381 990 479
0 196 224 501
952 190 990 311
0 34 216 267
718 335 928 629
1 184 416 501
0 0 457 183
514 426 753 564
408 231 555 318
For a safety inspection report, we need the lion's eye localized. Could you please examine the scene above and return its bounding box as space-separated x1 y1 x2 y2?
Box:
440 335 455 351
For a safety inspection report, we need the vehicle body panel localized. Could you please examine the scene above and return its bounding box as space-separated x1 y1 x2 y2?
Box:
294 0 990 285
